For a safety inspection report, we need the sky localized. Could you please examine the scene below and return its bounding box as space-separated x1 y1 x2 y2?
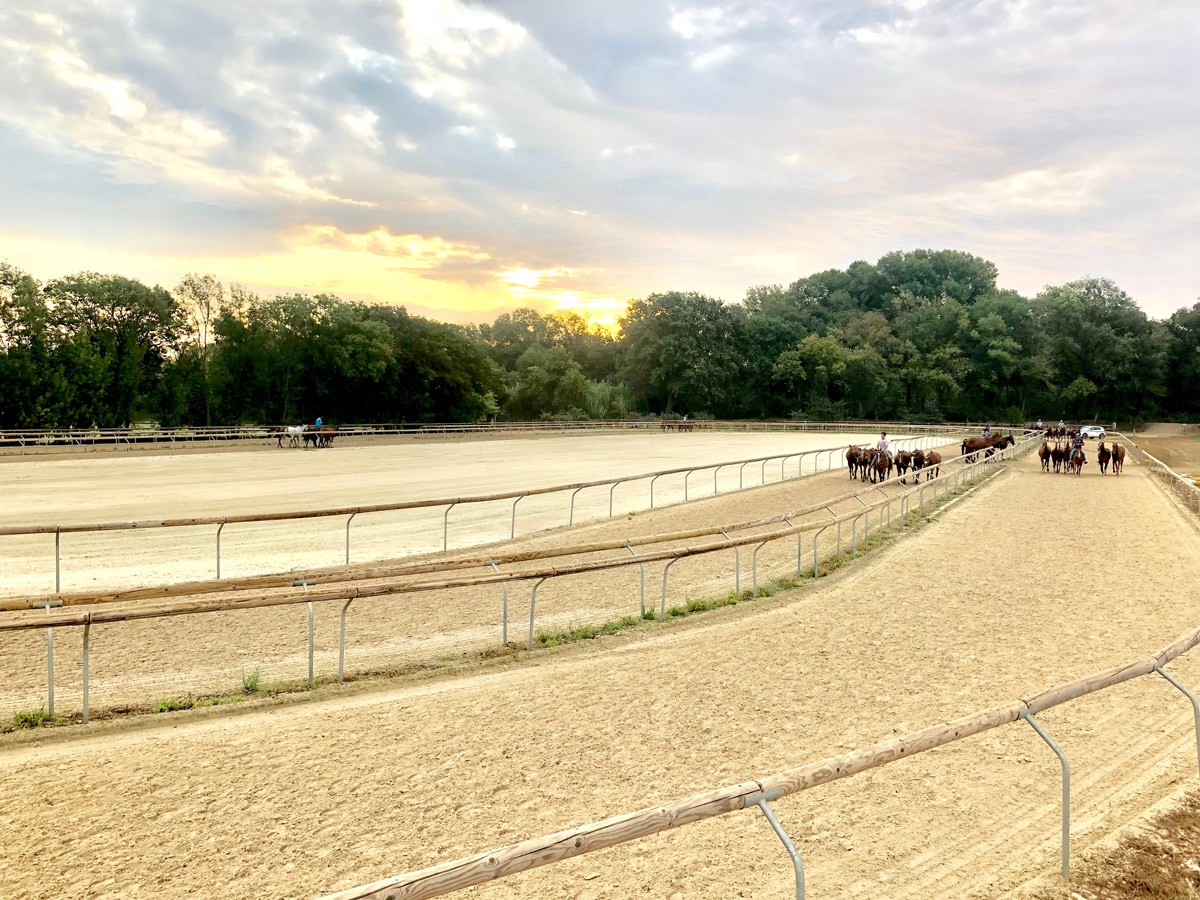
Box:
0 0 1197 327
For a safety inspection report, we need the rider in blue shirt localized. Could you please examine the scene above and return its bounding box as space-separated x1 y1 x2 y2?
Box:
315 416 323 428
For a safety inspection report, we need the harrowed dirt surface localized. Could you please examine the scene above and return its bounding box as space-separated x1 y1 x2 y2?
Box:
5 450 1200 900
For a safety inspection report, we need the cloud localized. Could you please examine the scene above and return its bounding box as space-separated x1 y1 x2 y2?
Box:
0 0 1197 322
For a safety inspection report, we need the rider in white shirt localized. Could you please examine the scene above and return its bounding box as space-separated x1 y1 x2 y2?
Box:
876 432 891 461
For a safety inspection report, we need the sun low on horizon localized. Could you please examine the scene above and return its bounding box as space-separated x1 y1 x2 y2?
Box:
2 1 1199 324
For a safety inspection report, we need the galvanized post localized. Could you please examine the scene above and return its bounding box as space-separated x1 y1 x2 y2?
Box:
761 459 768 484
42 601 56 716
1155 663 1200 781
812 525 828 578
650 474 661 508
720 529 739 593
338 598 354 683
836 519 841 558
216 520 226 579
1021 710 1070 879
55 526 61 593
569 488 584 526
443 503 456 550
752 541 768 597
488 562 508 646
739 461 750 489
81 614 91 723
527 577 547 650
511 495 523 539
660 558 680 620
713 465 721 495
609 481 618 517
684 469 692 501
625 544 645 618
749 793 805 900
345 512 357 564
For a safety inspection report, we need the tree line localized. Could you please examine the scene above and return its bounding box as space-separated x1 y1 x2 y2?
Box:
1 249 1197 428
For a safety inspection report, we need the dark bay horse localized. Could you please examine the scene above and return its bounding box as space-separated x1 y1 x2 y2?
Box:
895 449 913 482
1051 441 1065 473
961 433 1014 462
868 448 892 484
1097 441 1111 474
1039 440 1051 472
923 450 942 481
910 448 926 482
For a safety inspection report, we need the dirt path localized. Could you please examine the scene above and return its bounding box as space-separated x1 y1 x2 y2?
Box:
5 450 1200 900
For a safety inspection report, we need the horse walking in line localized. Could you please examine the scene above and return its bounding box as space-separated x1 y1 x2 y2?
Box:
960 433 1015 463
274 424 306 448
1067 443 1086 476
1039 440 1052 472
1111 442 1126 475
895 449 912 483
923 450 942 481
910 448 926 483
846 445 865 480
1097 441 1111 474
866 448 892 484
1051 441 1065 474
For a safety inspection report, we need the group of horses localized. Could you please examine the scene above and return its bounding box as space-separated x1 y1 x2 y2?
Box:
661 419 698 432
846 445 941 484
269 424 338 449
1039 436 1125 476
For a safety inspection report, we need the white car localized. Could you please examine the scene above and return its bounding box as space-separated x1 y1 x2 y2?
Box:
1079 425 1106 440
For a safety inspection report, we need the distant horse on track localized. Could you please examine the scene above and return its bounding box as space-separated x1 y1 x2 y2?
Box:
276 425 306 448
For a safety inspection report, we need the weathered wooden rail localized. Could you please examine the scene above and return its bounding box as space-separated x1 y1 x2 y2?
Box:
320 605 1200 900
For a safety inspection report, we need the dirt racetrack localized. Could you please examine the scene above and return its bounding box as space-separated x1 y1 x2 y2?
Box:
6 444 1200 900
0 430 901 599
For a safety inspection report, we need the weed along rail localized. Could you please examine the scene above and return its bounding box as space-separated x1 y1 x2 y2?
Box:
0 437 1033 722
0 434 957 594
316 620 1200 900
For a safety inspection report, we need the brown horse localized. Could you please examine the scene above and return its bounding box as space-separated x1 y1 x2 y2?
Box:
1067 443 1085 476
1097 441 1111 474
1111 442 1125 475
317 425 338 448
845 445 865 480
910 448 926 482
1039 440 1051 472
1051 441 1065 473
961 433 1015 462
923 450 942 481
868 448 892 484
895 449 912 482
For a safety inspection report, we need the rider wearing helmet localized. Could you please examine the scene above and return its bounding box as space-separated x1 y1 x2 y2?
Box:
981 423 991 438
1071 432 1085 465
1036 418 1044 431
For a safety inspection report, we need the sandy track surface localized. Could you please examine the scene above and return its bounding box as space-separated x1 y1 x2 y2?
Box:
0 440 956 717
1134 434 1200 478
5 450 1200 899
0 431 901 598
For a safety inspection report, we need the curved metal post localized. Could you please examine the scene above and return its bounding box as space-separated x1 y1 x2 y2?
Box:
511 495 523 538
812 525 828 578
55 526 61 594
307 600 315 681
443 503 456 550
1155 663 1200 780
750 795 805 900
752 541 769 597
1020 710 1070 880
660 558 680 620
781 456 787 481
568 488 583 526
684 469 694 502
528 577 548 650
609 481 618 517
761 459 768 484
81 614 91 723
216 520 226 579
713 464 721 495
650 474 662 508
739 461 750 489
784 517 800 572
338 598 354 683
346 512 357 563
622 543 646 618
720 528 739 593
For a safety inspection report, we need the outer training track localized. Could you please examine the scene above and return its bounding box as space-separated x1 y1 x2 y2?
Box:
4 436 1198 900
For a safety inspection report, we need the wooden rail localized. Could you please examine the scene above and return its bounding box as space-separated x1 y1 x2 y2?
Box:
318 615 1200 900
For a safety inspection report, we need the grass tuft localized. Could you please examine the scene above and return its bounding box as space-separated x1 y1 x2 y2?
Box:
241 667 262 694
10 707 56 730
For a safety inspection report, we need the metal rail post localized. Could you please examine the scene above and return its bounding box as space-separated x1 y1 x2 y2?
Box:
345 512 357 563
720 529 739 593
338 598 354 683
624 544 645 618
35 600 61 715
650 474 662 508
749 793 805 900
812 525 828 578
215 520 226 579
511 495 523 538
609 481 618 517
713 465 721 495
443 503 456 550
739 461 750 489
81 614 91 723
569 488 584 526
1155 663 1200 780
527 577 548 650
761 459 769 484
488 562 508 646
683 469 692 501
55 526 61 593
1021 709 1070 879
784 517 800 572
752 541 769 597
293 580 315 681
660 558 680 620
